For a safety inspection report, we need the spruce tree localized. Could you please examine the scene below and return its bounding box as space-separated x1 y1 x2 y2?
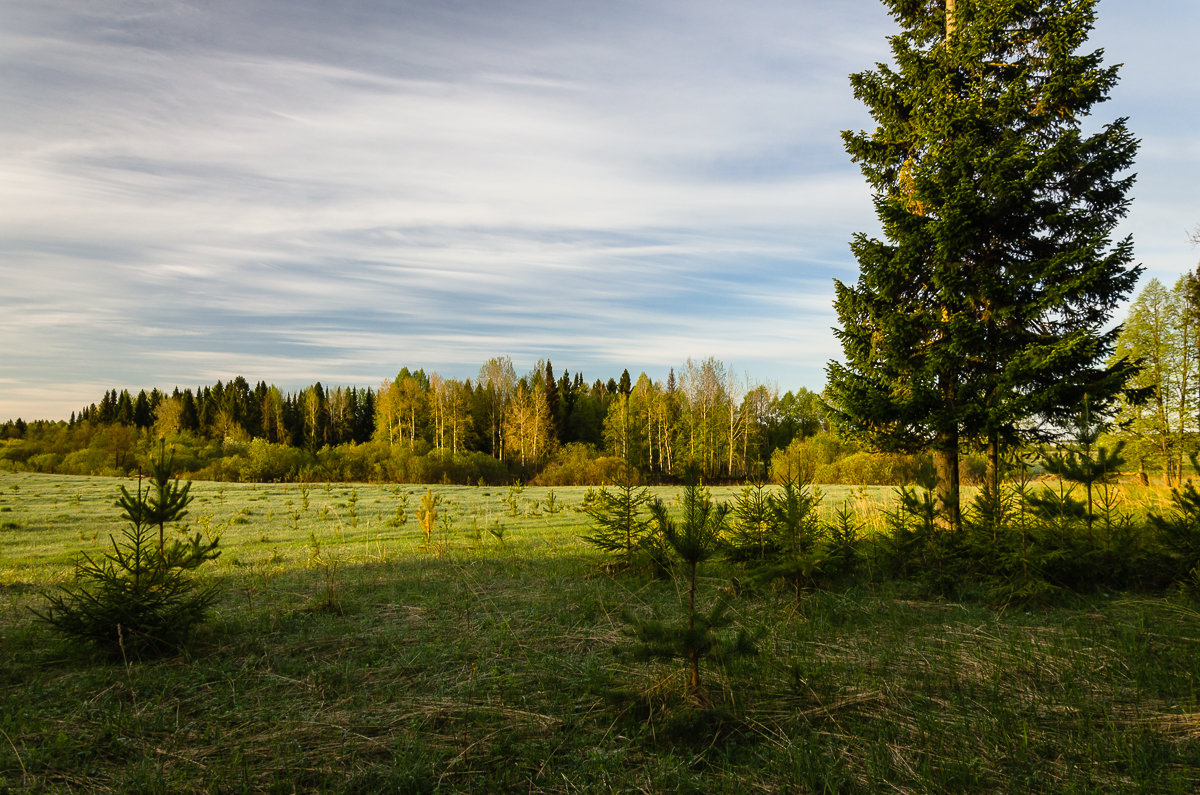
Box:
1035 397 1125 534
579 465 663 571
544 360 561 439
827 0 1140 530
36 439 221 657
624 468 751 702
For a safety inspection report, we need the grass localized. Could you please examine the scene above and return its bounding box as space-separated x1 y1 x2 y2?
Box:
1 472 1199 792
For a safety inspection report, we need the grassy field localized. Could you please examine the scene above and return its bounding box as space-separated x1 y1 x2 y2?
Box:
1 472 1198 792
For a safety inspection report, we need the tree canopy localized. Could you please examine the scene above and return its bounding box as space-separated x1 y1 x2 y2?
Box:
827 0 1140 529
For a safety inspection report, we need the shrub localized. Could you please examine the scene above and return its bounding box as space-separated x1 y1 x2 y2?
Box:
533 443 625 486
27 452 64 473
819 451 934 486
769 435 847 483
240 439 313 482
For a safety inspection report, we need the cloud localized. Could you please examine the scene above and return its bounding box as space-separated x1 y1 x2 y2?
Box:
1 0 1196 421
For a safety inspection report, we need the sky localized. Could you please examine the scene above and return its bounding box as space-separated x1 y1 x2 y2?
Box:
2 0 1198 422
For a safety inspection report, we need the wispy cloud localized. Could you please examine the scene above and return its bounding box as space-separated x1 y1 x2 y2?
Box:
1 0 1196 420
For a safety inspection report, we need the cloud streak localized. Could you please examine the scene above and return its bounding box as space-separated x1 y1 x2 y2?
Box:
1 0 1196 420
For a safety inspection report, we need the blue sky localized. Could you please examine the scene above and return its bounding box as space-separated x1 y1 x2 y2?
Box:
2 0 1197 422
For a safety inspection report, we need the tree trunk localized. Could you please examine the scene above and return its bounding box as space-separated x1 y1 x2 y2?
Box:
934 431 961 533
986 430 1001 496
936 368 961 532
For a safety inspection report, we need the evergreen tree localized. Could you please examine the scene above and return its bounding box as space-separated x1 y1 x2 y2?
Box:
35 439 220 656
544 360 561 440
1033 397 1124 534
132 390 152 429
179 389 199 432
197 386 216 436
353 386 377 443
827 0 1140 530
95 390 115 424
625 468 750 701
115 390 134 425
555 369 574 439
579 465 662 571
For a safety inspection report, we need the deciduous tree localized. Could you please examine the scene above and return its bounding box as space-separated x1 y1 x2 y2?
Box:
1113 277 1197 485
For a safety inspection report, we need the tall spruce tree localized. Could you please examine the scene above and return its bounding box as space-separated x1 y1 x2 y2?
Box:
827 0 1140 530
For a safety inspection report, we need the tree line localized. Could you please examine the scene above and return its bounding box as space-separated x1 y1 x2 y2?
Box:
0 358 832 484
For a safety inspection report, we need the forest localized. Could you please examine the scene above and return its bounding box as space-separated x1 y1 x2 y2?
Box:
0 358 839 486
3 269 1198 489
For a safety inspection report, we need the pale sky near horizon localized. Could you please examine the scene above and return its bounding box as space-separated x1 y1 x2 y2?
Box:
2 0 1197 422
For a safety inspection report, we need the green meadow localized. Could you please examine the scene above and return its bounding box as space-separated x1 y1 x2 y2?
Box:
1 472 1198 792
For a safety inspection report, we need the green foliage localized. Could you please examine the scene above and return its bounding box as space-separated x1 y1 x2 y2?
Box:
386 489 409 527
579 467 662 571
621 596 756 702
504 482 524 517
33 442 220 656
1112 276 1197 486
622 469 750 701
726 483 774 561
533 443 625 486
824 502 862 580
754 480 825 600
873 485 967 597
658 474 727 574
1148 453 1200 585
1037 399 1126 534
727 479 852 601
827 0 1140 529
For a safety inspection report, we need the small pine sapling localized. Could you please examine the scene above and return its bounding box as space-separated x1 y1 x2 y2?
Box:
725 483 774 562
1034 399 1126 535
35 439 221 657
879 485 937 578
1019 401 1132 592
1149 453 1200 587
624 469 753 702
880 484 963 595
965 451 1032 542
824 502 862 580
118 439 192 555
579 465 663 572
758 479 825 603
388 490 410 528
505 482 524 517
